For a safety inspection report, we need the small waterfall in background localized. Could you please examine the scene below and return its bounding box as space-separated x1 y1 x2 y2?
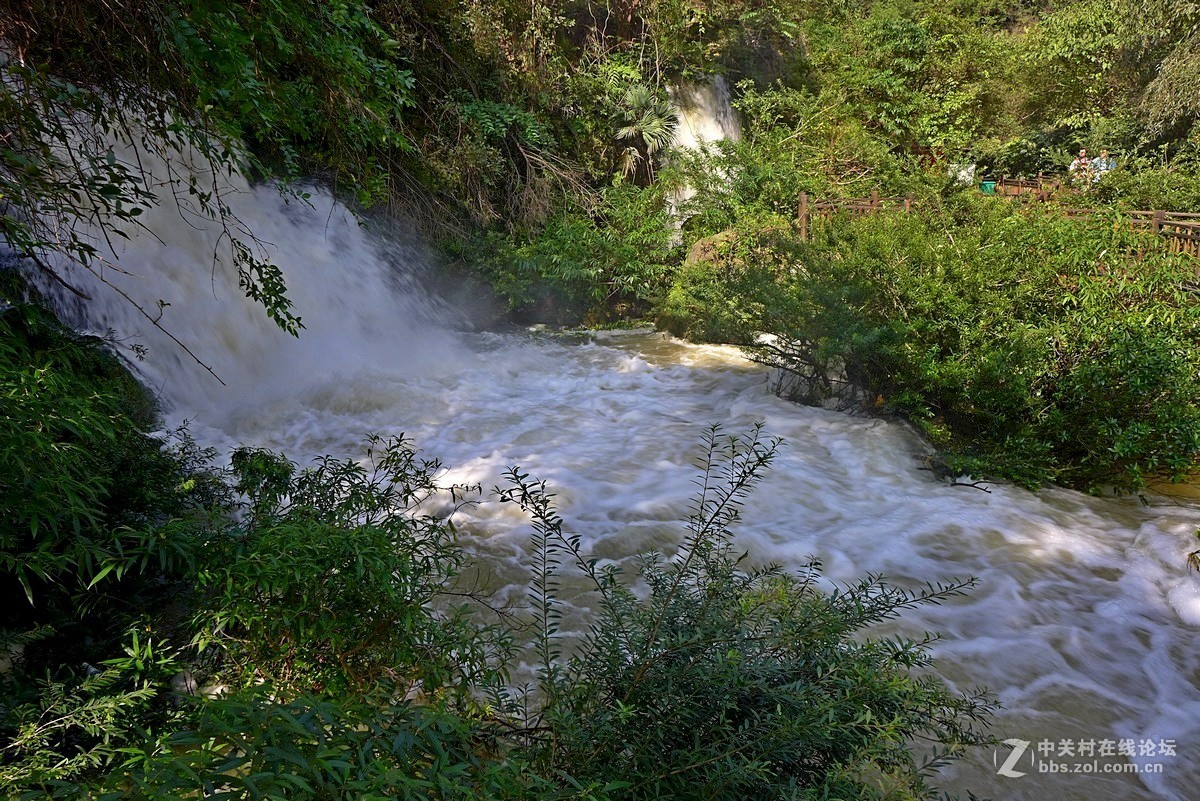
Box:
13 132 1200 801
670 75 742 150
667 76 741 233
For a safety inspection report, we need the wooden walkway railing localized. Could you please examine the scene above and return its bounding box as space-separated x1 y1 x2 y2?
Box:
796 190 1200 258
1131 210 1200 257
796 191 912 240
994 176 1059 200
1062 208 1200 258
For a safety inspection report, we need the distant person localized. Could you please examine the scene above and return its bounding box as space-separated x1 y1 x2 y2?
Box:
1091 149 1116 182
1068 148 1093 187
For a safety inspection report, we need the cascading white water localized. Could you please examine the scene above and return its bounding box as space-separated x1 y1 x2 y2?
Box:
670 75 742 151
36 168 468 431
666 76 741 228
24 158 1200 800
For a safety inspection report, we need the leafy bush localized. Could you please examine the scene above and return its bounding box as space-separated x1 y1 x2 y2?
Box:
477 180 680 323
118 688 553 801
192 439 505 705
664 199 1200 491
1089 158 1200 211
503 426 995 800
658 218 806 343
0 293 226 791
167 0 416 202
1 633 189 796
0 299 224 657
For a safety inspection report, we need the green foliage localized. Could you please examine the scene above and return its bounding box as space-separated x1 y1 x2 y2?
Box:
192 439 502 703
480 181 680 322
658 221 806 342
798 1 1024 154
1019 0 1132 127
974 127 1081 178
612 84 679 183
1006 0 1199 156
503 426 996 800
639 0 816 77
120 688 552 801
456 97 554 150
0 293 225 792
1123 0 1200 131
1087 153 1200 211
166 0 416 203
0 299 222 627
667 201 1200 491
1 637 186 796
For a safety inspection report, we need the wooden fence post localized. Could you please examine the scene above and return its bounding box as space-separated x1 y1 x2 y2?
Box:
870 190 879 211
903 195 913 212
1153 209 1166 234
798 192 809 240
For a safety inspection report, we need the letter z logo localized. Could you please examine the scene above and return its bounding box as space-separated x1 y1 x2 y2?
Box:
995 738 1030 778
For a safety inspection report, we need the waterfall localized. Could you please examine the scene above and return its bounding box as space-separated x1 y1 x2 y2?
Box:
670 75 742 151
13 138 1200 801
667 76 741 232
26 145 466 430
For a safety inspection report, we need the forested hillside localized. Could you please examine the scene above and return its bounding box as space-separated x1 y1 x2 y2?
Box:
3 1 1198 319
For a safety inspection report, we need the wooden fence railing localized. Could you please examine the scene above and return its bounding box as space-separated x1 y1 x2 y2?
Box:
796 191 912 240
795 190 1200 258
1060 208 1200 258
995 176 1059 200
1124 210 1200 257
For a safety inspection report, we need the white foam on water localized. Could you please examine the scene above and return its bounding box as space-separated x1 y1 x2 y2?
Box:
28 154 1200 800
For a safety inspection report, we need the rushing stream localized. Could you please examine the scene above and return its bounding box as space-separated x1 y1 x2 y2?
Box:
35 170 1200 800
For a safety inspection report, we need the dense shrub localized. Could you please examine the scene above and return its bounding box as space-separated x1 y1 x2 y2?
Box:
504 426 995 800
191 440 504 705
0 291 227 791
119 689 554 801
0 298 224 663
664 198 1200 491
472 180 680 323
1088 158 1200 211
